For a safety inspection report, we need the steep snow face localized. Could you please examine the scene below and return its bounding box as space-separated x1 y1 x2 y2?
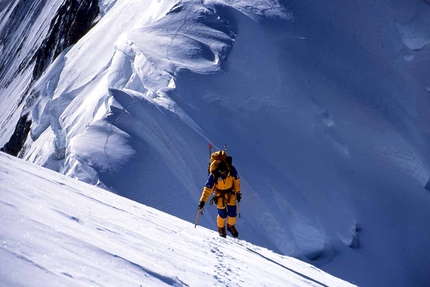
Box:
0 152 355 287
2 0 430 286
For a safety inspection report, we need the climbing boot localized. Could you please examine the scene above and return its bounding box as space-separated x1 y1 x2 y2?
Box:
227 224 239 238
218 227 227 238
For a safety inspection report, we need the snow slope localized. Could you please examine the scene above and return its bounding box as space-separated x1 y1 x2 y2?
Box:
0 152 355 287
1 0 430 286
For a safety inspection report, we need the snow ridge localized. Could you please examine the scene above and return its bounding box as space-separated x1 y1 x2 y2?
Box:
25 0 239 175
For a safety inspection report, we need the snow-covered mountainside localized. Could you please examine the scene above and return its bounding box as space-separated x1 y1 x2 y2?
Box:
0 0 99 155
1 0 430 286
0 152 356 287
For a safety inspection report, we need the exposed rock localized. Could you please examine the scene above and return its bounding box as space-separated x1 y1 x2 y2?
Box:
33 0 100 80
1 113 32 156
1 0 100 156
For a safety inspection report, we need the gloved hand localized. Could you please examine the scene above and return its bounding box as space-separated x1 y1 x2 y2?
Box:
236 192 242 202
198 201 205 209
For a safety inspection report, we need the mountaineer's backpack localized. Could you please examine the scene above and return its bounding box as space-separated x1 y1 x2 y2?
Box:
209 150 228 174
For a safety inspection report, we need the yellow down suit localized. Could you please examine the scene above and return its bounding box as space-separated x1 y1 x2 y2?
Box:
199 166 241 228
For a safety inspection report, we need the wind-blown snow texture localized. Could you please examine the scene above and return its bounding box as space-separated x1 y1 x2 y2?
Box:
1 0 430 286
0 152 355 287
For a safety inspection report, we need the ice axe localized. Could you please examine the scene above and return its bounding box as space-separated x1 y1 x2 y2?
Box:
194 207 204 228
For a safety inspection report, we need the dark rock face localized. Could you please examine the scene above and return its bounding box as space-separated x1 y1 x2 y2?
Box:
1 0 100 157
33 0 100 80
1 113 32 156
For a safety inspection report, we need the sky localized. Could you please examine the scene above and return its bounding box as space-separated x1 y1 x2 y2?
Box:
0 152 356 287
1 0 430 286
